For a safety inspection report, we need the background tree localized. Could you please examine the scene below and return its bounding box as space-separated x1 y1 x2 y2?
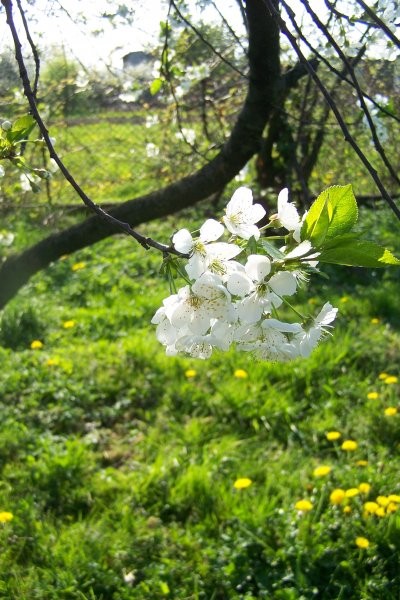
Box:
0 0 399 309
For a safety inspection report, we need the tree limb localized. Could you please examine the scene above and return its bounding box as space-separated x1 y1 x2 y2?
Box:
0 0 281 309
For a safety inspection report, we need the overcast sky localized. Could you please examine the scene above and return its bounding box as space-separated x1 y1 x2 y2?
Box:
0 0 246 71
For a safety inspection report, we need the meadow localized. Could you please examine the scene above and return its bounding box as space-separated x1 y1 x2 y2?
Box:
0 112 400 599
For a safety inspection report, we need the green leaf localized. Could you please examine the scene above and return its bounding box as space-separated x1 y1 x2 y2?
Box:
301 185 358 246
261 239 286 260
6 115 36 143
318 239 400 267
149 78 163 95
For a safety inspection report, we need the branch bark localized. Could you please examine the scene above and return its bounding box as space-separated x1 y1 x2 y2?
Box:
0 0 281 310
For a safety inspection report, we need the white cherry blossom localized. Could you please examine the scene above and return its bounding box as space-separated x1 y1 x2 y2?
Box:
277 188 304 242
223 187 266 240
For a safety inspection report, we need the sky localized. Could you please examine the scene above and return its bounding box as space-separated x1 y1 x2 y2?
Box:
0 0 246 71
0 0 397 75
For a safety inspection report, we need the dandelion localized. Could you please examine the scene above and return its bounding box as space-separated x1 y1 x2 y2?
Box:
370 318 380 324
364 501 379 514
295 499 313 512
384 407 397 416
376 496 390 507
345 488 360 498
46 358 60 367
30 340 43 350
343 505 352 514
313 465 332 478
367 392 379 400
330 489 346 505
63 320 76 329
341 440 358 452
0 511 13 523
185 369 197 378
388 494 400 503
356 460 368 467
376 506 385 517
234 478 252 490
386 502 398 514
340 296 349 303
234 369 248 379
378 372 388 380
326 431 341 441
384 376 398 384
358 483 371 495
71 261 86 271
355 537 370 549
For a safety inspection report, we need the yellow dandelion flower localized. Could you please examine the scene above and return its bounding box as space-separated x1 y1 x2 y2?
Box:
46 358 60 367
358 483 371 495
30 340 43 350
343 505 352 514
233 478 252 490
376 496 390 507
345 488 360 498
330 489 346 505
376 506 385 517
185 369 197 378
295 499 313 512
370 318 380 324
388 494 400 503
326 431 341 441
378 372 389 380
355 537 370 549
356 460 368 467
71 261 86 271
384 376 398 385
340 296 349 303
364 501 379 514
386 502 398 514
63 320 76 329
384 407 397 417
313 465 332 478
341 440 358 451
367 392 379 400
0 511 13 523
234 369 248 379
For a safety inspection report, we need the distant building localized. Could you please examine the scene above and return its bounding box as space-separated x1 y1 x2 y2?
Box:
122 51 155 79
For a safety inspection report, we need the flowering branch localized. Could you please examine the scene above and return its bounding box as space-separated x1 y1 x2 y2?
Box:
153 185 399 361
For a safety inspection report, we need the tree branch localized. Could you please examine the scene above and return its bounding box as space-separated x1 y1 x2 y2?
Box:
0 0 281 309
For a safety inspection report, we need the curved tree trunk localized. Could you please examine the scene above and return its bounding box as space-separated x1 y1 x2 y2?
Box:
0 0 281 310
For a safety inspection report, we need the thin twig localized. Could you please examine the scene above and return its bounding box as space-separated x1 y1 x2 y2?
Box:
301 0 400 186
170 0 247 79
15 0 39 98
1 0 186 257
356 0 400 49
268 0 400 220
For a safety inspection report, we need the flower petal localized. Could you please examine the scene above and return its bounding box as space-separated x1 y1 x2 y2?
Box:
200 219 224 242
173 228 193 253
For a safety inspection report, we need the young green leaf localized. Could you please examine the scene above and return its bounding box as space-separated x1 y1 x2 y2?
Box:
150 78 163 95
6 115 36 143
301 185 358 247
318 239 400 267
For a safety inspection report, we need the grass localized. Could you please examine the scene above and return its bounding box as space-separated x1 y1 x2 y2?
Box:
0 197 400 598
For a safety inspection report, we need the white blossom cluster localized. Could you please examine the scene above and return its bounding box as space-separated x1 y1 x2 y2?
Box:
152 187 337 361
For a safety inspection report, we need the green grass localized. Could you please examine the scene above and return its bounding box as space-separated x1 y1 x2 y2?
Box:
0 202 400 598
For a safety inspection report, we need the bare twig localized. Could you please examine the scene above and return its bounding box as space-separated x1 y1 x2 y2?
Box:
1 0 186 257
301 0 400 186
15 0 39 98
269 0 400 220
170 0 247 79
356 0 400 49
